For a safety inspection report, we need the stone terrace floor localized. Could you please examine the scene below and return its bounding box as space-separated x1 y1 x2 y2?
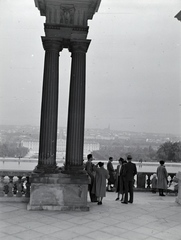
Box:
0 192 181 240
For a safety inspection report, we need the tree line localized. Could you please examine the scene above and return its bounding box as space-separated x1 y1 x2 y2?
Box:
0 140 180 162
0 142 29 158
92 141 181 162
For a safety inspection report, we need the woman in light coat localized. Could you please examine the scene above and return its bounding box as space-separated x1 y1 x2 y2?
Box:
92 162 109 205
157 160 168 196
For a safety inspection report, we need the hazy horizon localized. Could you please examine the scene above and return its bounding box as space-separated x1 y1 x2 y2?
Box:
0 123 180 137
1 0 181 136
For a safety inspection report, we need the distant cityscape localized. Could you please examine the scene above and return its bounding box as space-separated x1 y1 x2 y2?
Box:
0 125 180 159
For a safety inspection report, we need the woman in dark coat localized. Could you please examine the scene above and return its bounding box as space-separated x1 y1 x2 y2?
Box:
157 160 168 196
115 158 127 201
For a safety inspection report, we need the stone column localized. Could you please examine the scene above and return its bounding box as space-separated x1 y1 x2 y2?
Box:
65 40 90 172
35 37 63 173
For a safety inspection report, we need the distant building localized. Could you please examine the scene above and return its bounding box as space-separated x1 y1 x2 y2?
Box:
22 140 100 159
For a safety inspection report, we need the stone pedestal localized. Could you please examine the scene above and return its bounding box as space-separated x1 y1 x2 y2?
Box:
137 173 146 189
175 172 181 205
27 172 89 211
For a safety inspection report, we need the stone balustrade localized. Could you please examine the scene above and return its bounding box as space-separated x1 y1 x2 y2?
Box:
135 172 177 191
0 170 32 202
0 169 177 203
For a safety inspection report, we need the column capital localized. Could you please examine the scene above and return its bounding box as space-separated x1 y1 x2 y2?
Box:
69 40 91 53
41 37 63 52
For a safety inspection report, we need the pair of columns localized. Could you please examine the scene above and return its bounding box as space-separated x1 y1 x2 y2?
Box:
35 37 90 173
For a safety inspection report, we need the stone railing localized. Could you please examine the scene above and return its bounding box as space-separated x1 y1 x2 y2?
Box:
0 170 32 202
0 170 177 202
135 172 177 192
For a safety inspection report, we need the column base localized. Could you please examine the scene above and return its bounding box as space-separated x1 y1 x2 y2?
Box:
63 165 85 174
33 165 60 174
27 172 89 211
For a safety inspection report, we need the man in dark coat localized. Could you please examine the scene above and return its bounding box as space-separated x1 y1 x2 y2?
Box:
85 154 97 202
107 157 115 191
122 155 137 204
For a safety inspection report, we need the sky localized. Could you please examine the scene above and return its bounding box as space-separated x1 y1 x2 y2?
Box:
0 0 181 135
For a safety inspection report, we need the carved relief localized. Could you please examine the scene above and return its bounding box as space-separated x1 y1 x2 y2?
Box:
60 5 75 25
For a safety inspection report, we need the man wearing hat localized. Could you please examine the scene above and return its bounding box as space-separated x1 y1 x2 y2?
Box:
122 155 137 204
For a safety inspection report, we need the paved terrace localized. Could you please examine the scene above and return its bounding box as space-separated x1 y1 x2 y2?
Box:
0 192 181 240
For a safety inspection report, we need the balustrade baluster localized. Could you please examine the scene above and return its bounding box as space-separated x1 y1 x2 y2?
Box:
147 174 151 189
4 180 9 195
145 175 148 188
167 175 171 187
16 176 23 197
13 181 17 195
170 173 175 186
7 176 14 197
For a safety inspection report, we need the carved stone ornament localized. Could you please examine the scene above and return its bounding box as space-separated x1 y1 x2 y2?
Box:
34 0 102 24
60 5 75 25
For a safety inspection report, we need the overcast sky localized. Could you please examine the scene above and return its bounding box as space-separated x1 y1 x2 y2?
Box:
0 0 181 135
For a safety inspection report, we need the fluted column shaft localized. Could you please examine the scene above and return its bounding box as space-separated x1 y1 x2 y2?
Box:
36 37 63 173
65 40 90 172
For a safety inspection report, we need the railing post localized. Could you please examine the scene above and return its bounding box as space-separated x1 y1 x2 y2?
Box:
16 176 23 197
7 176 14 197
137 173 146 189
147 174 151 189
0 176 5 197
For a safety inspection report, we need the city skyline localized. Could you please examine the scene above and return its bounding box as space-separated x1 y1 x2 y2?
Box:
0 0 181 135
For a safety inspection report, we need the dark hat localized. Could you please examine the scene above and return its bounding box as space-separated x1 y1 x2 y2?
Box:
87 154 92 160
98 162 104 167
159 160 165 165
119 158 124 162
127 155 132 160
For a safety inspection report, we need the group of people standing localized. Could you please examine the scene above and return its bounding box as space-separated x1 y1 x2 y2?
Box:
85 155 176 205
85 154 109 205
109 155 137 204
85 154 137 205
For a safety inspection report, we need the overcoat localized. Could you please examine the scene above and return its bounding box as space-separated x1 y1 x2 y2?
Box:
92 166 109 197
107 161 115 184
85 161 97 202
115 164 125 194
123 162 137 181
157 165 168 190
